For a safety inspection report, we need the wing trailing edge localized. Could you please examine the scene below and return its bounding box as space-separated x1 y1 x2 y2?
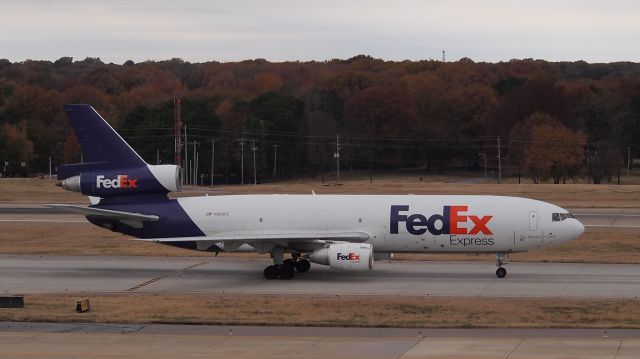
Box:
45 204 159 229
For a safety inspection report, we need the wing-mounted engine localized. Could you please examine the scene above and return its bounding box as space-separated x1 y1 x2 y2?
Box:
308 242 373 271
59 164 182 197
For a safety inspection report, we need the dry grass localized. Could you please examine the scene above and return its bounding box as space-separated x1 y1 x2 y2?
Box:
4 176 640 208
1 222 638 264
0 222 267 258
1 293 639 328
395 227 640 264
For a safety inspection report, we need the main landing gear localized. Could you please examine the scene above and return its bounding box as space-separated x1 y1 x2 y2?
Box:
263 247 311 280
495 253 508 278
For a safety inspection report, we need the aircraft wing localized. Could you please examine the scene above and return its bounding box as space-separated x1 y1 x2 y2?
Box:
142 231 370 243
45 204 159 229
140 231 370 252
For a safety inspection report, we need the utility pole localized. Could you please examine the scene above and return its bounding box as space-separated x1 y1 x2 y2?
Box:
210 137 215 187
497 137 502 184
251 139 258 185
195 152 199 186
238 138 246 184
48 155 52 179
192 140 197 186
156 148 160 165
272 144 280 177
628 146 631 177
184 125 188 185
174 98 182 170
478 152 487 177
334 133 341 183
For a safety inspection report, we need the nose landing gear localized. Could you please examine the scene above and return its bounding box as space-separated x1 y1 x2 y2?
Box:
495 253 508 278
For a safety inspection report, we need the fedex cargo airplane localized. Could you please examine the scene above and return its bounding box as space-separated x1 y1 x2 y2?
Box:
51 105 585 280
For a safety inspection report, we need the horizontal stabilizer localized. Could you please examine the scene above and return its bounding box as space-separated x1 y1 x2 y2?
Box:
45 204 159 229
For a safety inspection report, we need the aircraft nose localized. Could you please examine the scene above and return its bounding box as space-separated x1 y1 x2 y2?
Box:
571 219 585 239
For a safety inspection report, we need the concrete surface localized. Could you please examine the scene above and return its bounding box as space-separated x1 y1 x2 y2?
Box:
0 322 639 359
2 255 640 298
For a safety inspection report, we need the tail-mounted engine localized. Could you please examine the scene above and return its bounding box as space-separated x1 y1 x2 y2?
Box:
60 164 182 197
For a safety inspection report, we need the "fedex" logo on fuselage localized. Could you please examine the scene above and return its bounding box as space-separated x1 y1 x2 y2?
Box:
390 205 493 236
96 175 138 189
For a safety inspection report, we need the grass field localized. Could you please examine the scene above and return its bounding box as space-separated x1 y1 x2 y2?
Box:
1 293 639 329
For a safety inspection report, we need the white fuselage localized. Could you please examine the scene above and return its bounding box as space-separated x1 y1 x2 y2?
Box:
176 194 584 254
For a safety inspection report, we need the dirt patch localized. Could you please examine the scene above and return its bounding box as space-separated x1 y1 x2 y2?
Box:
1 293 639 328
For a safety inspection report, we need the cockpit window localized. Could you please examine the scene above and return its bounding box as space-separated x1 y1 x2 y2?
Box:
552 212 574 221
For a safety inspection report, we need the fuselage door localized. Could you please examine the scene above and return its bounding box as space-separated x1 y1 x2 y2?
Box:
529 211 538 231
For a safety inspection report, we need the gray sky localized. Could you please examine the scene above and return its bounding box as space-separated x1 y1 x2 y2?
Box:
2 0 639 63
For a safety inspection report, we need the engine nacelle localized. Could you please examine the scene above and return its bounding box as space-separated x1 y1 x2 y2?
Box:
60 164 182 197
308 243 373 271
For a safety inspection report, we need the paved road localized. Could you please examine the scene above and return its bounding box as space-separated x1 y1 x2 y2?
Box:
1 322 639 359
2 255 640 298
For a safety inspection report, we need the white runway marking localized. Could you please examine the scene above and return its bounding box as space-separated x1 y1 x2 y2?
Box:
585 224 640 228
575 213 640 217
0 219 86 223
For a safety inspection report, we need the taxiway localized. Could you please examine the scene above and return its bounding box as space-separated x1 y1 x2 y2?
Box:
2 255 640 298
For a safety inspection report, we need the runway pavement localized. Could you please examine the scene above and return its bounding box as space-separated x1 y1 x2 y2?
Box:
1 322 639 359
2 254 640 298
3 206 640 298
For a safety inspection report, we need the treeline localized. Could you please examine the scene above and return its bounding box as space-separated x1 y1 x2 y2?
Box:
0 56 639 184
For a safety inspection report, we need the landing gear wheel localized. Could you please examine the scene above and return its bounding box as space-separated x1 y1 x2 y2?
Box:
295 259 311 273
279 263 295 280
283 258 295 266
496 267 507 278
263 265 280 279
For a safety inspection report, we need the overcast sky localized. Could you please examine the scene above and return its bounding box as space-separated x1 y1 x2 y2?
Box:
2 0 638 63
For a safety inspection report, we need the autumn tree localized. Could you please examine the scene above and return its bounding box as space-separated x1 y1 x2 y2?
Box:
0 57 638 180
522 116 586 183
0 123 34 176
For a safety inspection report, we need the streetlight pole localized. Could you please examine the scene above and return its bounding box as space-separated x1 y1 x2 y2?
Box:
272 144 280 178
214 137 216 187
497 137 502 184
334 133 340 183
238 138 246 185
251 139 258 185
478 152 487 177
